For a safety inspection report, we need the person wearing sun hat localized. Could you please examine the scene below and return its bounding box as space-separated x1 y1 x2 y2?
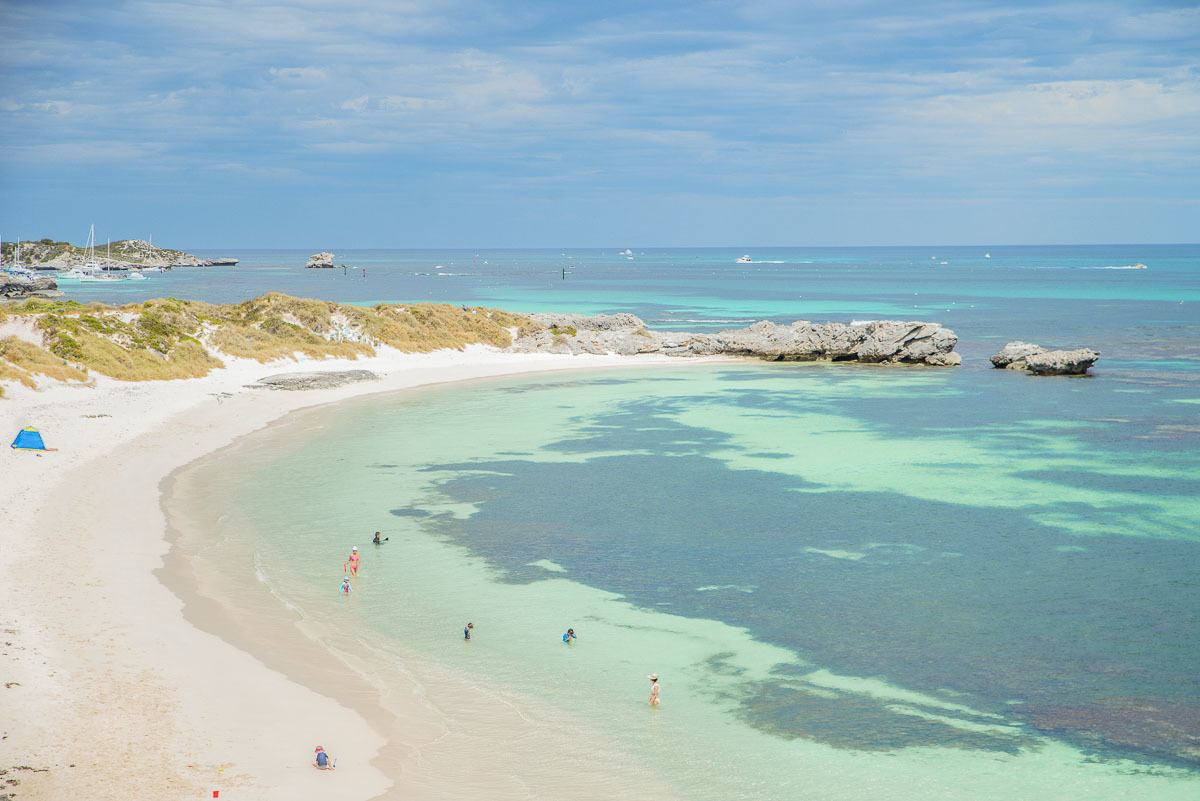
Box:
312 745 335 770
648 673 661 706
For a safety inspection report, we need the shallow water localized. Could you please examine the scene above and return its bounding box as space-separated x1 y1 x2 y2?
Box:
174 360 1200 800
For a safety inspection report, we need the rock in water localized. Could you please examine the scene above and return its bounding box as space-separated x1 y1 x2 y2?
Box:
991 341 1046 370
990 341 1100 375
1024 349 1100 376
510 314 961 366
305 251 335 269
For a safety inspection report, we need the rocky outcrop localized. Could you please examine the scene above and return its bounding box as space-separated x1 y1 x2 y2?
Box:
252 370 378 390
991 341 1099 375
511 314 961 366
513 313 662 356
305 252 335 269
1025 349 1100 376
990 341 1046 370
1 271 60 299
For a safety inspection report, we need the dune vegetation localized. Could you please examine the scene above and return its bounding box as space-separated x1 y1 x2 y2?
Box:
0 293 538 392
0 335 91 397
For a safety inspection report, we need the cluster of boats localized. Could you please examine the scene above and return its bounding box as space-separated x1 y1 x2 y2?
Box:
57 264 161 282
60 224 161 282
2 225 167 284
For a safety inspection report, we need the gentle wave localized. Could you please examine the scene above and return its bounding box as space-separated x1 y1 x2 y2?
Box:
652 318 758 324
1012 264 1149 271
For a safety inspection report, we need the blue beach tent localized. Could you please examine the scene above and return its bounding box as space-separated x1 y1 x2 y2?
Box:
11 428 48 450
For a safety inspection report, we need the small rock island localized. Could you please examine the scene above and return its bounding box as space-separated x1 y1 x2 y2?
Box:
991 341 1100 375
305 252 335 268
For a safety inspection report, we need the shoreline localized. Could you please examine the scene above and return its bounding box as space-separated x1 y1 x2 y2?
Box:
0 346 707 800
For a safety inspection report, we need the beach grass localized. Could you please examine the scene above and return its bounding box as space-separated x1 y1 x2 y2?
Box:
0 293 540 388
0 335 90 395
346 302 529 351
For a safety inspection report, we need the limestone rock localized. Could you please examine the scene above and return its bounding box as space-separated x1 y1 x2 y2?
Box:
991 341 1100 375
510 313 661 356
991 341 1046 370
305 251 335 269
253 370 378 390
1 271 59 299
712 320 958 365
1024 349 1100 376
509 314 961 366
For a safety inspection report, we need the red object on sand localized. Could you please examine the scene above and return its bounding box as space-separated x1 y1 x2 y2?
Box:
213 792 219 799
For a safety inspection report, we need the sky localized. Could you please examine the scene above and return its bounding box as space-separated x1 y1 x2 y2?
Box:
0 0 1197 248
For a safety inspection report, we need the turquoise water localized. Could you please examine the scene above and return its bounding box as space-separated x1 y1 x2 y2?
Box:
159 243 1199 798
177 360 1200 800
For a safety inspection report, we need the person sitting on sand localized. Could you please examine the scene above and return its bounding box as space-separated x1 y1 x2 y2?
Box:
648 673 661 707
562 628 576 644
372 531 387 545
313 745 335 770
464 622 473 641
340 577 352 595
346 546 361 576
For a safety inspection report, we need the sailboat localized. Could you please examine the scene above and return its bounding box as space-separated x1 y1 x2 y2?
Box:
77 225 121 282
3 236 36 279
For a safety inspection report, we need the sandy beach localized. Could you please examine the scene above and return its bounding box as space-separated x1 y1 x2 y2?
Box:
0 345 688 801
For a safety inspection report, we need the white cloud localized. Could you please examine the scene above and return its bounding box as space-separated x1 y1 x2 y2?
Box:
268 66 329 83
1 141 164 162
377 95 439 111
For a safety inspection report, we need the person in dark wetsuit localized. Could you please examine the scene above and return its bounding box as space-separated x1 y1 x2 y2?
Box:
464 622 473 640
373 531 387 545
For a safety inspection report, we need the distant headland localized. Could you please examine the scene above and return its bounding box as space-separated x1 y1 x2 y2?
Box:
0 238 236 269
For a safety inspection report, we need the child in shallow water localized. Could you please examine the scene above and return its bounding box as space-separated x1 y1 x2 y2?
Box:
562 628 576 644
340 577 352 595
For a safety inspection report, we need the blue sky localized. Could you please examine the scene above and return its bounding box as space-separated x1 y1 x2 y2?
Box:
0 1 1197 247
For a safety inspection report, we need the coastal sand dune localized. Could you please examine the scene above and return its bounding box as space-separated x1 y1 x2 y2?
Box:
0 346 691 800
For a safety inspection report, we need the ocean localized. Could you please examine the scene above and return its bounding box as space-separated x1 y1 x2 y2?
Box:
161 245 1199 799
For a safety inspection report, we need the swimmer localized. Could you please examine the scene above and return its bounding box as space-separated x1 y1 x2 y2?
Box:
339 577 352 595
562 628 576 644
648 673 660 707
373 531 388 545
347 546 361 576
464 622 473 641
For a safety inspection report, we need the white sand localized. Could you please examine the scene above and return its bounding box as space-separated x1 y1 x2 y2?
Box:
0 346 689 800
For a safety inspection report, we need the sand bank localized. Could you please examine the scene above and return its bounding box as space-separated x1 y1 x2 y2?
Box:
0 346 692 800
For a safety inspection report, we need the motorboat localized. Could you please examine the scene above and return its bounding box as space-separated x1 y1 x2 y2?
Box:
736 255 752 263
